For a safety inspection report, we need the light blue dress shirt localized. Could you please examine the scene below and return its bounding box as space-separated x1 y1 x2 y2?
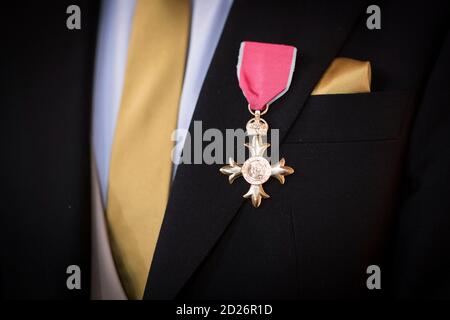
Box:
92 0 233 204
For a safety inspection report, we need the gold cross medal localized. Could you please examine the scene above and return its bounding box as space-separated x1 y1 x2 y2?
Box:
220 41 297 207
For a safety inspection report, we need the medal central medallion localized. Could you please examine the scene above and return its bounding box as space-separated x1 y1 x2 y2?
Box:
242 156 272 185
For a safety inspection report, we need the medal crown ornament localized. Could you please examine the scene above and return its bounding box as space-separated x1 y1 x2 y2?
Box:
246 117 269 136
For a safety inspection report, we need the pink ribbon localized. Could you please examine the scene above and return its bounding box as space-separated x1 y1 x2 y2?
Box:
237 41 297 111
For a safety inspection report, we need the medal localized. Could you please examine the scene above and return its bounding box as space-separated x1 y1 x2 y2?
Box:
220 41 297 207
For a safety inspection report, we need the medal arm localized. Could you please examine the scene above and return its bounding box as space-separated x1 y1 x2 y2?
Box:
243 184 270 208
271 158 294 184
220 158 242 184
245 135 270 157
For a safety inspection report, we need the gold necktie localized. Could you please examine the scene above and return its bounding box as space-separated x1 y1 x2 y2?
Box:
107 0 190 299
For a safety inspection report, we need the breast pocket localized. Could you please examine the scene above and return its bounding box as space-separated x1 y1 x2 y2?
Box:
284 91 415 143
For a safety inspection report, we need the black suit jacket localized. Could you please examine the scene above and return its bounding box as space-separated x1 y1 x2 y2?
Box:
1 0 449 299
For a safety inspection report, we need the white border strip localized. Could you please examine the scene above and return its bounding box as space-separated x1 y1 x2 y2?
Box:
236 42 247 101
236 42 245 81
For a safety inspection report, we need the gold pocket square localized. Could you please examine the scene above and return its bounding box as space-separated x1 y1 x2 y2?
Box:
312 57 371 95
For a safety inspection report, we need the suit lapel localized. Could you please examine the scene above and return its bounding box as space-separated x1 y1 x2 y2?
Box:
144 0 367 299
